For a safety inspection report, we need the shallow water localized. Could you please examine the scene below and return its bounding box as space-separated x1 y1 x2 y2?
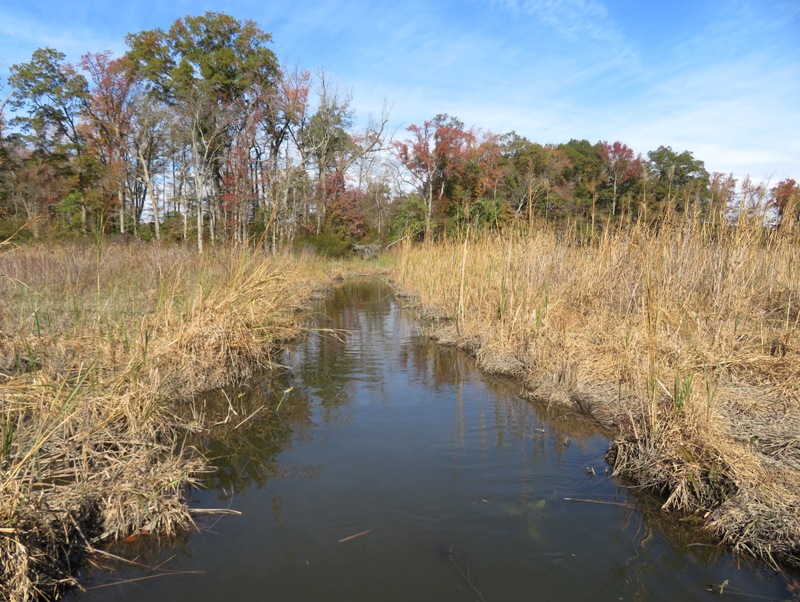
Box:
77 279 793 601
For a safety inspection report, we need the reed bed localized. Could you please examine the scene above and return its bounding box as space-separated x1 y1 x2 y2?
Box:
0 240 341 601
391 215 800 569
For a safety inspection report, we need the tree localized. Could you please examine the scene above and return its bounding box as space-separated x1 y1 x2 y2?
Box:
301 77 353 176
597 140 641 217
499 132 565 223
9 48 92 229
361 179 392 238
0 77 10 216
1 143 69 236
769 178 800 227
708 172 737 225
393 114 482 238
0 76 6 135
126 13 277 106
558 139 604 220
295 74 354 233
394 119 437 239
130 92 171 240
0 75 7 154
289 72 389 238
125 12 279 251
80 52 136 232
255 65 311 250
220 98 264 246
320 170 368 240
452 129 504 232
646 146 709 214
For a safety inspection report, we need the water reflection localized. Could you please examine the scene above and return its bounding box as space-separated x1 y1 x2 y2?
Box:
195 378 314 494
76 279 793 602
198 279 603 498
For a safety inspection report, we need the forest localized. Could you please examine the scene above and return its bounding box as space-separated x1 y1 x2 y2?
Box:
1 12 798 252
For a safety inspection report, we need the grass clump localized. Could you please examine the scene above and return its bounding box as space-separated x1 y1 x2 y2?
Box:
389 212 800 570
0 240 342 600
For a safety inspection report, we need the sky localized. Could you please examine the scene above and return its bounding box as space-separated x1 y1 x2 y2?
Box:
1 0 798 184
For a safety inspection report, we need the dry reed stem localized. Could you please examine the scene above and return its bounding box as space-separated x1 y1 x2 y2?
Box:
391 217 800 569
0 242 346 600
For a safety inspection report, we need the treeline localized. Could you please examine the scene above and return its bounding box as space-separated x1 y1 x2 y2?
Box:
0 12 797 250
393 118 799 240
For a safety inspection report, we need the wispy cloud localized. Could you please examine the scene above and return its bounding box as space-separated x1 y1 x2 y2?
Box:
0 9 125 69
0 0 797 182
492 0 613 40
455 0 799 181
627 3 800 180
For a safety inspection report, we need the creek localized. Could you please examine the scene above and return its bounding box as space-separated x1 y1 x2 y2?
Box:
77 279 793 601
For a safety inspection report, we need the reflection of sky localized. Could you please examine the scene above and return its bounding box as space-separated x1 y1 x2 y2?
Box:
3 1 799 182
79 279 791 601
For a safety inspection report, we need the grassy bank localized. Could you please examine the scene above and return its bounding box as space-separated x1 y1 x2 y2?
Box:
0 240 352 600
390 214 800 570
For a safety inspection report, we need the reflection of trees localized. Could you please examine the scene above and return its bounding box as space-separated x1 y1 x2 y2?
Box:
398 338 470 388
289 279 396 409
190 371 315 494
193 279 401 495
186 277 747 595
396 317 748 579
398 333 602 457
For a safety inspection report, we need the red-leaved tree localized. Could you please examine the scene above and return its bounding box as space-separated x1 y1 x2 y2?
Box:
320 170 368 239
770 178 800 227
394 115 500 237
81 52 136 232
598 140 641 217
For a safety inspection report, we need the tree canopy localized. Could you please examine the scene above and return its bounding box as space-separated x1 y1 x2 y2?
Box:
0 13 793 246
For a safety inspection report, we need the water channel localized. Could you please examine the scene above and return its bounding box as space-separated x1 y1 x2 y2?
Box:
77 279 793 601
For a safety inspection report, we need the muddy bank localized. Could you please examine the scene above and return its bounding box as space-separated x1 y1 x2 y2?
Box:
0 245 375 601
392 283 800 573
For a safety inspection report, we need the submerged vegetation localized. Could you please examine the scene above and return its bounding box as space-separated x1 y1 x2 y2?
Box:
0 241 352 600
391 208 800 570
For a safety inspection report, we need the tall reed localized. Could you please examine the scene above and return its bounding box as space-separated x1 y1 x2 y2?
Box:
0 241 343 600
391 213 800 568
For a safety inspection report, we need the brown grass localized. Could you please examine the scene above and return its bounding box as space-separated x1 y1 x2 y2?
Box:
0 240 346 600
389 212 800 570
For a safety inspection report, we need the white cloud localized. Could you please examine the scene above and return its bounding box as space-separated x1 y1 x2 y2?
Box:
0 10 125 69
493 0 610 39
0 0 797 183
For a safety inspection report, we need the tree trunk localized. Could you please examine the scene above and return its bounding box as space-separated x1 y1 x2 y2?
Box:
118 188 126 234
196 192 204 254
138 150 161 241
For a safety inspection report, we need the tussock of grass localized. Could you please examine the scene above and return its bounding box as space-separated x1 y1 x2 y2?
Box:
390 214 800 569
0 241 342 600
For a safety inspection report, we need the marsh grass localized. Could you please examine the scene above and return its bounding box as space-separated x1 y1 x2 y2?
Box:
391 211 800 569
0 241 346 600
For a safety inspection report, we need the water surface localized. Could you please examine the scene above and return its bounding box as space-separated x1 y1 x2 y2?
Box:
78 279 792 601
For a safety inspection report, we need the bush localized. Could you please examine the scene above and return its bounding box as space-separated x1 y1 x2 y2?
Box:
294 231 353 258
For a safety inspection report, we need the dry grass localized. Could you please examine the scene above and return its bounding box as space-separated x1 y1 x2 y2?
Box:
0 240 347 600
389 212 800 570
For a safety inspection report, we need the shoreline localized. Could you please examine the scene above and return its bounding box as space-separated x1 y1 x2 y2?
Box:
0 243 375 600
2 234 797 598
387 225 800 573
406 307 800 572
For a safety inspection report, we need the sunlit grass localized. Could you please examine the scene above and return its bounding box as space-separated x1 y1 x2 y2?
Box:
389 212 800 569
0 241 354 599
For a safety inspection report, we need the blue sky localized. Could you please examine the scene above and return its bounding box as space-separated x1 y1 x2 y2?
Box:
1 0 798 183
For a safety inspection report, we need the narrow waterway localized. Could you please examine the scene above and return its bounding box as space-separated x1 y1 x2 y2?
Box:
78 279 792 601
